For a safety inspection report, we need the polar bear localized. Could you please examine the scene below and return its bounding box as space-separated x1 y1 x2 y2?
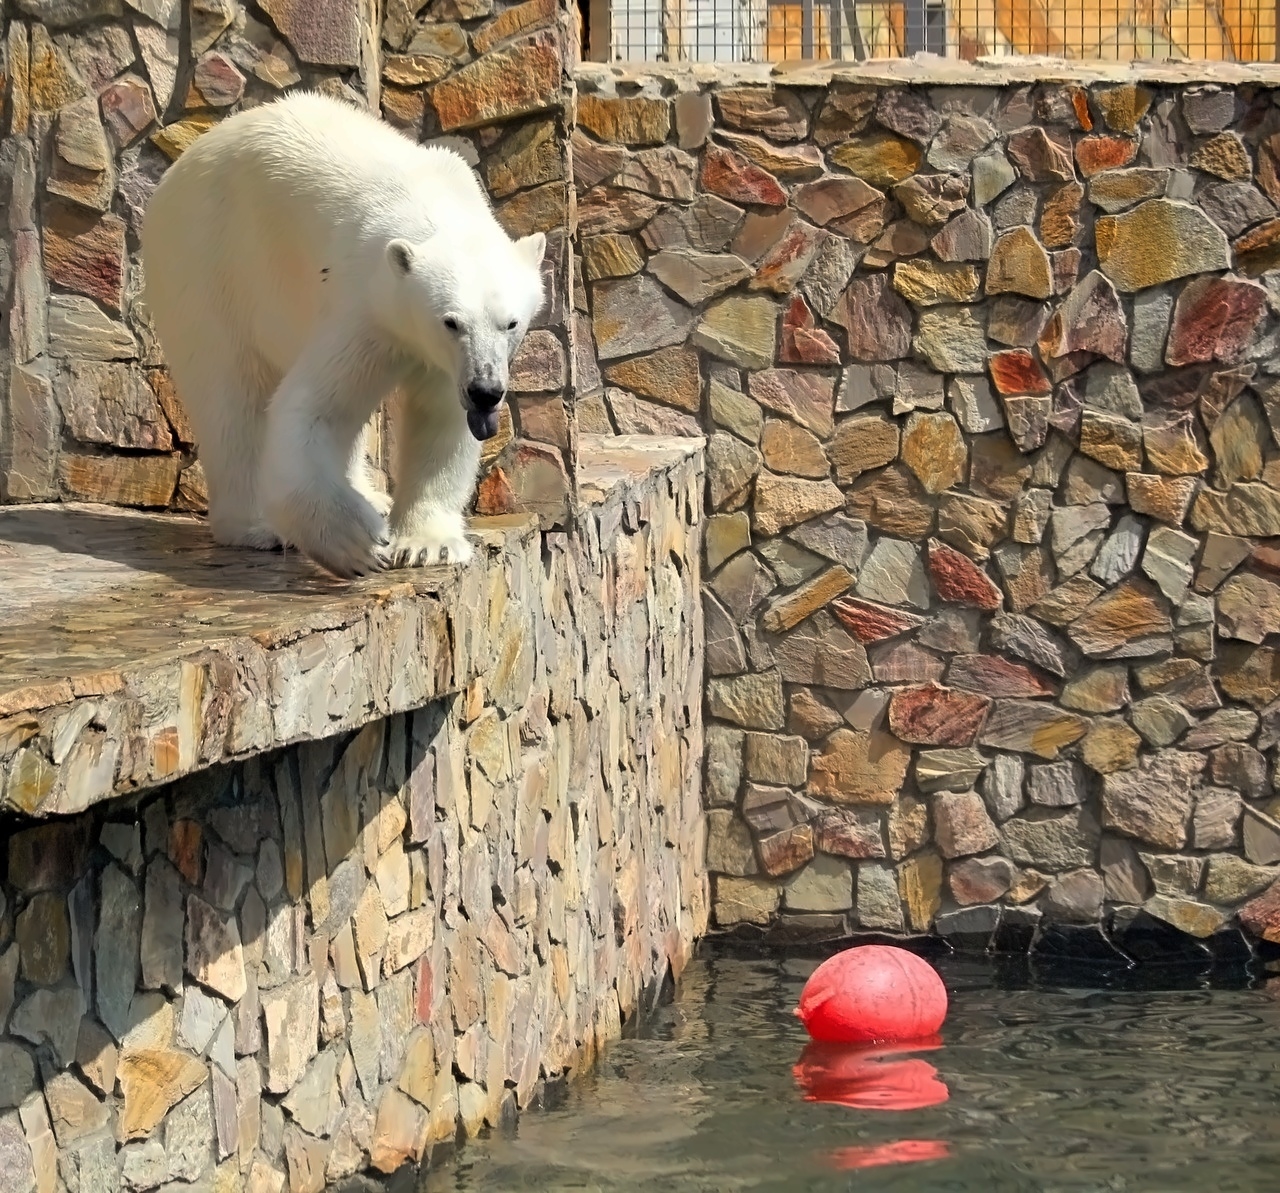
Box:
142 91 546 577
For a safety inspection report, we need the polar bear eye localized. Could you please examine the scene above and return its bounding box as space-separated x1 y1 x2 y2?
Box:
506 319 518 331
443 317 460 333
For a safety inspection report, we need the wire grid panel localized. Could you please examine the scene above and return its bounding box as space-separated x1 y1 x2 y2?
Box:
606 0 1280 61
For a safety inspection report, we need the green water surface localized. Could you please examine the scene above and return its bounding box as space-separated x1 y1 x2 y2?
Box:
415 948 1280 1192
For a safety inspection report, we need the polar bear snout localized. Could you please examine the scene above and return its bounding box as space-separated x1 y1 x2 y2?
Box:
463 380 505 441
466 380 504 411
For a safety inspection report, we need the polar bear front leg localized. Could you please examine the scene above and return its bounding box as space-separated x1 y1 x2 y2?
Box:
386 367 483 567
259 327 398 579
347 421 393 519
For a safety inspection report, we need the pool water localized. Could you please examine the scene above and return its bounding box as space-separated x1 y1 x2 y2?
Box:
417 947 1280 1192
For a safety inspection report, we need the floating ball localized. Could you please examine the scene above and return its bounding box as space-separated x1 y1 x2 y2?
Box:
795 945 948 1044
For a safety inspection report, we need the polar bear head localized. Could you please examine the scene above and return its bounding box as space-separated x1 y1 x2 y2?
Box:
382 229 546 441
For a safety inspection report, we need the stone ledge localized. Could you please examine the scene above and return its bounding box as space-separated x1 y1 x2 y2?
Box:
0 505 540 817
0 437 708 1191
578 434 706 505
0 436 707 820
577 56 1280 90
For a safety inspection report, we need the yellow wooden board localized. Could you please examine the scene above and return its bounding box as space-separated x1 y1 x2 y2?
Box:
763 0 1276 61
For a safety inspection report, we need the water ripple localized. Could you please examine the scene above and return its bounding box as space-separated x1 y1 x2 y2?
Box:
418 953 1280 1193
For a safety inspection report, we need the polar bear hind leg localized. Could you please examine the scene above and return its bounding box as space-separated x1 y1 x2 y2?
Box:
170 335 283 551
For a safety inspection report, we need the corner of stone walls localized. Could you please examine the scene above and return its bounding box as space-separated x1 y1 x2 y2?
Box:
388 0 585 530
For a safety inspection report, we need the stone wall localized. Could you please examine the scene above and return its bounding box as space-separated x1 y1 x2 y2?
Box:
571 60 1280 956
0 438 707 1190
0 0 579 527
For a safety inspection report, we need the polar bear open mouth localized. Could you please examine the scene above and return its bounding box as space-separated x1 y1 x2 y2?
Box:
466 408 501 441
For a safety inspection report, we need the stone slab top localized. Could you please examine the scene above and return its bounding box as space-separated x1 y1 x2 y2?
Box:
577 56 1280 90
0 503 538 816
578 434 706 505
0 437 703 817
0 503 504 707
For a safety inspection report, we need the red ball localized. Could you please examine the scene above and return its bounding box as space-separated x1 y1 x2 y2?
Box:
795 945 948 1044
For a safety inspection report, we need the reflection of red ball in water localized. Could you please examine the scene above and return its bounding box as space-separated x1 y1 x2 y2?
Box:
793 1039 950 1112
795 945 948 1044
828 1140 952 1171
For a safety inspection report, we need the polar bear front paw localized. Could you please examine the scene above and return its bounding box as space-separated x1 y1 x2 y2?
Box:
385 528 473 568
384 510 473 568
309 520 391 579
264 483 390 579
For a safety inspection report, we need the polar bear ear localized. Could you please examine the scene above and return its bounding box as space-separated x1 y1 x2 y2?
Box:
387 240 416 276
515 232 546 269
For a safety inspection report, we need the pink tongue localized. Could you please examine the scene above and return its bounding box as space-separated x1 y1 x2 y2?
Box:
467 409 499 440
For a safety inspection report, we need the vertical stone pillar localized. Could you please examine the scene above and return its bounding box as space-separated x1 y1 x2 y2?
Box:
0 0 389 512
386 0 579 529
1 19 57 502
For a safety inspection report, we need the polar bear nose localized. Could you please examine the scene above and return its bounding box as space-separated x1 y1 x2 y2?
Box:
466 382 504 411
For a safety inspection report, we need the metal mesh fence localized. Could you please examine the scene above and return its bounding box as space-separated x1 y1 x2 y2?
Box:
600 0 1280 62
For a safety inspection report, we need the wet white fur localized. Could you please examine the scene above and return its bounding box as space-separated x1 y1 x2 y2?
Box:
142 91 545 577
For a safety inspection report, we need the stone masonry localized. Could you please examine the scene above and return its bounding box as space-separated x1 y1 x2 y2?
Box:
0 437 707 1190
571 61 1280 957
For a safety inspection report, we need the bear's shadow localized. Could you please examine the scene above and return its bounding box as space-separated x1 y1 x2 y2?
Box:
0 506 354 596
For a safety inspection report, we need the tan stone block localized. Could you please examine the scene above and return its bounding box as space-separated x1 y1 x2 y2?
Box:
830 132 921 185
430 33 560 133
1096 199 1229 291
760 419 827 479
987 227 1053 299
29 24 87 112
902 412 967 495
1095 84 1152 132
603 347 700 413
693 296 779 370
761 567 853 634
829 412 898 484
893 259 981 305
1080 409 1143 472
581 233 643 280
898 851 943 930
808 728 910 805
846 465 935 539
1125 472 1197 525
151 112 218 159
118 1049 207 1139
713 876 781 926
578 93 670 145
753 473 843 536
472 0 555 54
1082 718 1141 774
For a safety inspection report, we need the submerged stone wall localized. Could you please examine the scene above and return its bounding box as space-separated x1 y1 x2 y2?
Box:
0 439 707 1190
571 60 1280 956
